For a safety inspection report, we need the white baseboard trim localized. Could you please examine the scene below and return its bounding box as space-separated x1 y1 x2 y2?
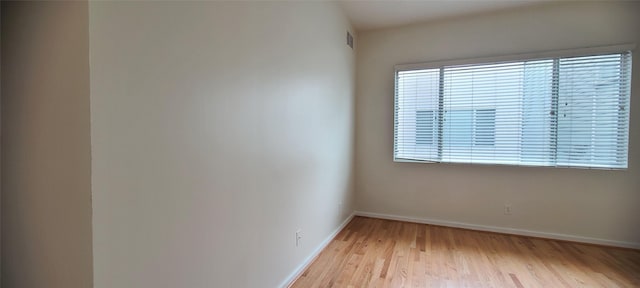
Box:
279 212 356 288
354 211 640 250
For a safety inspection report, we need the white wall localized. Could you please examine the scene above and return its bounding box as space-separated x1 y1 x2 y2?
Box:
1 2 93 287
355 1 640 246
89 2 355 287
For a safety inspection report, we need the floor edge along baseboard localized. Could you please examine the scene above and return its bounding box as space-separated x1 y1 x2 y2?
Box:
354 211 640 250
280 212 356 288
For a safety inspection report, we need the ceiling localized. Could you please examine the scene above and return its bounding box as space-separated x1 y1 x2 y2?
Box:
339 0 548 31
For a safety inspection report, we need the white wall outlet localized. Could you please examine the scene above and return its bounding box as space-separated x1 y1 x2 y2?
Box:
296 229 302 247
504 204 512 215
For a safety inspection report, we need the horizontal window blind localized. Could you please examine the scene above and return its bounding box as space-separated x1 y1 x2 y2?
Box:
394 50 632 169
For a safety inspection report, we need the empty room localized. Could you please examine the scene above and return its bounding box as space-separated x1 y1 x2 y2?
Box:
1 0 639 287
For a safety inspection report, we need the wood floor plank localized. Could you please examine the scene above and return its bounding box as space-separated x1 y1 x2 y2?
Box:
290 216 640 288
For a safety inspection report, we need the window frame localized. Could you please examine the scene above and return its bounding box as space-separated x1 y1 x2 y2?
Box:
393 44 634 169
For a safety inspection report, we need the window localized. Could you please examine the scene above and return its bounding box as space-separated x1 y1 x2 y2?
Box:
394 48 632 169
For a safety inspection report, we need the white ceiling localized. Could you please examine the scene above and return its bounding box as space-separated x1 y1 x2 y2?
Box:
339 0 548 31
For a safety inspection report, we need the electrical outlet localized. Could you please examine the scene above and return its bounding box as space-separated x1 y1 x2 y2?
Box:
504 204 512 215
296 229 302 247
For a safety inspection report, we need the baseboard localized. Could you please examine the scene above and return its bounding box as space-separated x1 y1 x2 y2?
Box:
354 211 640 250
279 211 355 288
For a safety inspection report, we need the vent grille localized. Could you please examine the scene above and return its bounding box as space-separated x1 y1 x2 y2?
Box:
347 31 354 49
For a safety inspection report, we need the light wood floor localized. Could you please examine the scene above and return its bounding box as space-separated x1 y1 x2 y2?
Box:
291 216 640 288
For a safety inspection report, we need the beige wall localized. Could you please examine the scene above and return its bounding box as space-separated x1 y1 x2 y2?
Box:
0 2 3 283
89 2 355 287
355 1 640 246
1 2 93 288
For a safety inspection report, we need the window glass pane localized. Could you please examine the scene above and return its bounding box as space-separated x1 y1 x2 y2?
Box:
395 68 440 161
556 54 628 168
416 110 435 145
520 60 554 165
443 110 473 148
474 109 496 146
